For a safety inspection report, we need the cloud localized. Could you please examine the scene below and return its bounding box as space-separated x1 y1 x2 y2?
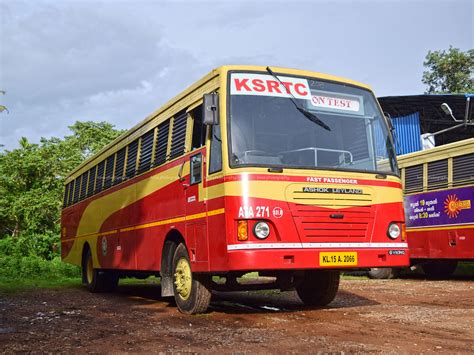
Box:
0 0 472 150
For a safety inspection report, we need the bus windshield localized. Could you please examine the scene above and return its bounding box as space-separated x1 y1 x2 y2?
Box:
228 73 398 174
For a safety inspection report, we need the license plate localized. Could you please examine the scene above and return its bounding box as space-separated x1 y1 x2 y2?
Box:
319 252 358 266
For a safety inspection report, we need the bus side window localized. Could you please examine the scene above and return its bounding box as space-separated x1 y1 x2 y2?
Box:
154 120 170 166
209 122 222 174
87 165 97 197
404 164 423 193
191 104 205 150
138 129 155 174
190 153 202 185
104 154 115 190
63 182 71 208
453 153 474 187
113 147 126 185
79 171 89 200
170 111 188 160
67 180 75 206
72 176 81 204
96 160 106 193
125 139 139 178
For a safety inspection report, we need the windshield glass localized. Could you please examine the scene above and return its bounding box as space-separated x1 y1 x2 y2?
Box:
228 72 398 174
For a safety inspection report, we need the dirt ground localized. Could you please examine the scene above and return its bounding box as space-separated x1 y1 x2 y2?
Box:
1 276 473 354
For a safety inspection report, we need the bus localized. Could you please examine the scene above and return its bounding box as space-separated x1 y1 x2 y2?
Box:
399 138 473 277
61 65 409 314
366 94 474 279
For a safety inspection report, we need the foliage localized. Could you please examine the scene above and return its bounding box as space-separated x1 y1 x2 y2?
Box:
0 255 80 279
0 121 124 258
422 46 474 94
0 255 81 293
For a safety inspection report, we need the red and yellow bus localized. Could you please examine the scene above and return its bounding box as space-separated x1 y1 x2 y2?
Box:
61 65 409 314
400 138 473 277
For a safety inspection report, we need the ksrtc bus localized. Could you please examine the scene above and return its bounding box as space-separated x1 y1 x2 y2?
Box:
400 138 473 277
61 65 409 313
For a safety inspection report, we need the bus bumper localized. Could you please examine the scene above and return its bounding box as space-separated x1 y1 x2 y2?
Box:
225 248 410 271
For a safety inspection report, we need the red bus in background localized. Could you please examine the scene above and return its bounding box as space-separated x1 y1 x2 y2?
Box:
401 139 473 277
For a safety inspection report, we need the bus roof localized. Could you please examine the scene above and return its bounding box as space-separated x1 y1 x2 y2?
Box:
397 137 474 167
66 65 373 179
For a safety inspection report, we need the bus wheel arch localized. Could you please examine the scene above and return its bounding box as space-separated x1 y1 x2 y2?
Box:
160 230 185 297
171 243 211 314
81 242 91 285
81 242 118 293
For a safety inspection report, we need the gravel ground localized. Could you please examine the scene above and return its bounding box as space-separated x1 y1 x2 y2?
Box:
1 277 473 353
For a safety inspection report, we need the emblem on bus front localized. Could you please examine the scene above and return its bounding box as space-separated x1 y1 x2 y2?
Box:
273 207 283 218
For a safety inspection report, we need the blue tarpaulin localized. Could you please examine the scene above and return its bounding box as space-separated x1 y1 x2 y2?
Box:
392 112 422 155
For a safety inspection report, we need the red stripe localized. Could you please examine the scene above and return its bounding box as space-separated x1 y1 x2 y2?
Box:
223 173 401 188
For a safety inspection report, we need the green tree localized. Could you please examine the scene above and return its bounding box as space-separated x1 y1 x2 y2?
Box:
0 121 124 258
422 46 474 94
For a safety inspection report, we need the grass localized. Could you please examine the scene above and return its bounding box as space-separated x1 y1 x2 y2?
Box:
0 255 82 294
0 276 81 294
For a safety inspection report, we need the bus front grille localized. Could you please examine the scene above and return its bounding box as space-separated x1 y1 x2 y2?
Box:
286 185 374 241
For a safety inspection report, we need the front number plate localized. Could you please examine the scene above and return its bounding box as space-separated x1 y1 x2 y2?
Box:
319 252 358 266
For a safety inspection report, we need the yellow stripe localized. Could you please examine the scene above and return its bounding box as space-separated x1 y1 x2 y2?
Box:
62 208 225 242
207 208 225 217
186 212 207 221
407 224 474 232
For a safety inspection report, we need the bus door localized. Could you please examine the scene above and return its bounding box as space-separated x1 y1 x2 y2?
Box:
183 105 209 269
183 151 209 268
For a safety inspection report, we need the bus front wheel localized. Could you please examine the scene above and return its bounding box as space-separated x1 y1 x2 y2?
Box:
296 270 340 307
172 243 211 314
82 248 118 293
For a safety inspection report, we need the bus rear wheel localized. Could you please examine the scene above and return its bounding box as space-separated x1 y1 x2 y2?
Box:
82 248 118 293
172 243 211 314
422 260 458 279
296 270 340 307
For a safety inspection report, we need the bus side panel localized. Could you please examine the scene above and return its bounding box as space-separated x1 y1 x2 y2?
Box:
61 157 188 270
404 185 474 261
409 227 474 259
206 191 228 272
97 177 188 271
61 198 98 266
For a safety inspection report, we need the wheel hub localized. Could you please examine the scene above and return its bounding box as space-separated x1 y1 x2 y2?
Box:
86 256 93 284
174 257 192 300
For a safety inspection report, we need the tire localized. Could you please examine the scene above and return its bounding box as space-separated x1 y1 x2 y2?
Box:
422 260 458 279
296 270 340 307
172 243 211 314
368 267 399 279
82 248 118 293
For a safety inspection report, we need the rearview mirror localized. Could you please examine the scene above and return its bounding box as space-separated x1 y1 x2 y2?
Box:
203 93 219 125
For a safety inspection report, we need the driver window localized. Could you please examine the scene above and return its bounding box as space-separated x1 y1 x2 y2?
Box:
191 104 206 150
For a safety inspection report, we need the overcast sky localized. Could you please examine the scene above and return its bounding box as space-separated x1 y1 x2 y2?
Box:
0 0 472 150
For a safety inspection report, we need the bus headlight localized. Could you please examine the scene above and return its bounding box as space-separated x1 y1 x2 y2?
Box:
253 221 270 239
387 223 401 239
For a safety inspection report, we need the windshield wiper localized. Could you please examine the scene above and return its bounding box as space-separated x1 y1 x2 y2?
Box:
266 66 331 131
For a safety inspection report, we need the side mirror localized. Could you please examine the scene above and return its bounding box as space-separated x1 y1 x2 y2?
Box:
203 93 219 125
